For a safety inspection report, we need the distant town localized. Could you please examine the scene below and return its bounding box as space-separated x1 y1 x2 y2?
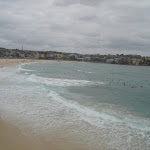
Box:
0 47 150 66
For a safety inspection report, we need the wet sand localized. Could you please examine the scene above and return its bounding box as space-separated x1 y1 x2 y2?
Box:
0 118 88 150
0 58 87 150
0 118 46 150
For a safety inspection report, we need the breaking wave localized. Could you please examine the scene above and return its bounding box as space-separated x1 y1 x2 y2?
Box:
77 70 95 74
0 62 150 150
27 74 104 87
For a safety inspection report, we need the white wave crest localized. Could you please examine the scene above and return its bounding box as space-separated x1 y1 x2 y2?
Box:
47 91 150 133
27 74 103 87
17 64 36 72
77 70 95 74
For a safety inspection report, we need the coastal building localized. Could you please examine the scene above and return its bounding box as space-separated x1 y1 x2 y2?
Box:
131 58 137 65
50 54 54 59
19 53 25 58
136 59 141 66
114 58 120 63
0 47 150 66
54 53 64 59
84 57 91 61
106 59 114 63
69 54 78 60
39 53 45 59
34 53 40 59
145 57 150 65
77 58 84 61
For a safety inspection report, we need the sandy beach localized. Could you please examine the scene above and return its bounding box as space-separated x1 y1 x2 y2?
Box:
0 59 87 150
0 59 59 68
0 117 88 150
0 117 46 150
0 59 80 68
1 58 149 150
0 59 56 150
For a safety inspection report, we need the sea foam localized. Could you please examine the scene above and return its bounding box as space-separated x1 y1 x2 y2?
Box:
27 74 104 87
0 62 150 150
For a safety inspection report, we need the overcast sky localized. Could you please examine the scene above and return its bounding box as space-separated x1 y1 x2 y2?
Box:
0 0 150 56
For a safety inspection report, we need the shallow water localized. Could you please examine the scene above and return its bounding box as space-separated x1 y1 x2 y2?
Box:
0 62 150 150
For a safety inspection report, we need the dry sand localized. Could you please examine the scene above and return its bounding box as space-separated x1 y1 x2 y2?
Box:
0 58 87 150
0 58 80 68
0 58 59 68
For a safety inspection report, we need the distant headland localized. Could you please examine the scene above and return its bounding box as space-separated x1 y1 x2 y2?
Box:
0 47 150 66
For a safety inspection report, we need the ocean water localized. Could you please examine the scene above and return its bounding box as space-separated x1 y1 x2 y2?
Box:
0 61 150 150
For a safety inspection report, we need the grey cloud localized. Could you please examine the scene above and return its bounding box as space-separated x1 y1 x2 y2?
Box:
53 0 103 6
79 14 98 21
0 0 150 56
107 38 149 50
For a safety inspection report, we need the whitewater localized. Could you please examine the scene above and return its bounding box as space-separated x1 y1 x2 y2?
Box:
0 61 150 150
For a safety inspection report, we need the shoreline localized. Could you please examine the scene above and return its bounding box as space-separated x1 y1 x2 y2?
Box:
0 58 81 68
0 59 87 150
0 117 87 150
0 59 55 150
0 117 46 150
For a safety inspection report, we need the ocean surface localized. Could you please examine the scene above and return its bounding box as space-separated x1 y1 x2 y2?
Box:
0 61 150 150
